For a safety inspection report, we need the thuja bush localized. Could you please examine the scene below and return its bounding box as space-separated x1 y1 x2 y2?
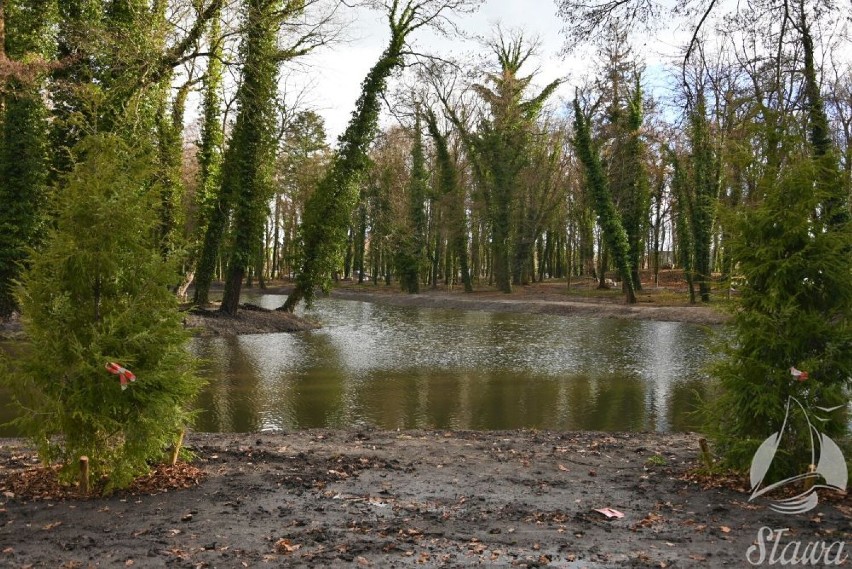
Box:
705 156 851 474
2 135 203 492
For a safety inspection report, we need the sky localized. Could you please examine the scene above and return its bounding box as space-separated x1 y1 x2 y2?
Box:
289 0 685 142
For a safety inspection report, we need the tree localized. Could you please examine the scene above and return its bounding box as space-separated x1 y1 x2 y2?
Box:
1 135 203 492
189 5 225 303
572 99 636 303
446 33 560 293
687 92 718 302
218 0 300 316
194 0 331 315
397 110 428 293
706 155 852 471
280 0 483 311
0 0 56 317
615 77 649 289
274 110 330 280
706 2 851 470
425 107 473 292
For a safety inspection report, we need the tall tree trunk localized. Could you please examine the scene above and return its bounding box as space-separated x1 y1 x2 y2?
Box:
280 2 422 312
572 100 636 303
192 5 225 305
220 0 288 316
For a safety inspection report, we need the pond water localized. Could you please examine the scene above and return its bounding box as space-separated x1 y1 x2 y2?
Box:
190 294 715 433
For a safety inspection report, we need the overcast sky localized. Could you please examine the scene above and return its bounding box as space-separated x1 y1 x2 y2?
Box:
291 0 686 142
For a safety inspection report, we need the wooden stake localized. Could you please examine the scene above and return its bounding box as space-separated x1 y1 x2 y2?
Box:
170 430 185 466
698 438 713 469
803 464 817 492
79 456 89 495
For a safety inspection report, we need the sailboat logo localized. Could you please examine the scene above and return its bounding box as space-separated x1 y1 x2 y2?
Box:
748 369 848 515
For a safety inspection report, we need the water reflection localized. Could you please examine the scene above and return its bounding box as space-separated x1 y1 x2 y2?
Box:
190 295 714 433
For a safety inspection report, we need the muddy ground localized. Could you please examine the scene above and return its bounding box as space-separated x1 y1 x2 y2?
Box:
326 286 728 326
1 430 848 568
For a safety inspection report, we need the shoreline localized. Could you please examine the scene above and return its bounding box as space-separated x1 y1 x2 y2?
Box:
326 287 729 325
1 429 847 567
1 281 730 341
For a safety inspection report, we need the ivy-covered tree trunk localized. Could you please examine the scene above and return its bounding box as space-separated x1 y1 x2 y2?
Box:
425 109 473 292
689 94 717 303
621 82 649 290
669 150 696 304
280 2 422 311
155 79 190 257
191 5 225 305
397 112 428 293
572 100 636 303
219 0 285 316
0 0 55 317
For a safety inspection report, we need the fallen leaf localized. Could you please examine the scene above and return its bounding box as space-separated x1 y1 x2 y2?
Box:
2 547 13 554
42 521 63 530
274 538 301 554
720 526 731 533
558 464 570 472
594 507 624 519
124 560 134 566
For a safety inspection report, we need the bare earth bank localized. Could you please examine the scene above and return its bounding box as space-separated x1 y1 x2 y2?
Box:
1 430 848 568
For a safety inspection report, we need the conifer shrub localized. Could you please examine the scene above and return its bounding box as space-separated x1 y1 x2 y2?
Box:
705 155 851 473
2 134 203 492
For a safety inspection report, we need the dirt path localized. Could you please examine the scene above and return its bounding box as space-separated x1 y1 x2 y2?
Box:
1 430 848 568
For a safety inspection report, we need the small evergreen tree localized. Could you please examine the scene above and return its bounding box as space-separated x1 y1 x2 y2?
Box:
2 135 203 492
706 156 852 471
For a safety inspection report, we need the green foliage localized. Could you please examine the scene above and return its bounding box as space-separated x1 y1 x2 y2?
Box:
0 87 50 317
2 135 203 492
425 109 473 292
572 99 636 303
619 79 650 288
282 1 418 311
688 94 718 302
0 0 57 317
668 150 696 303
705 156 852 472
218 0 286 315
458 34 561 293
397 113 428 294
190 8 225 306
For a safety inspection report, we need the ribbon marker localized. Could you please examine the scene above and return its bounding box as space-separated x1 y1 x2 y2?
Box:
790 366 809 382
105 362 136 390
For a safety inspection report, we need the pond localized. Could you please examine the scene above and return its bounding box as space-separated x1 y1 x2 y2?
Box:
190 294 715 433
